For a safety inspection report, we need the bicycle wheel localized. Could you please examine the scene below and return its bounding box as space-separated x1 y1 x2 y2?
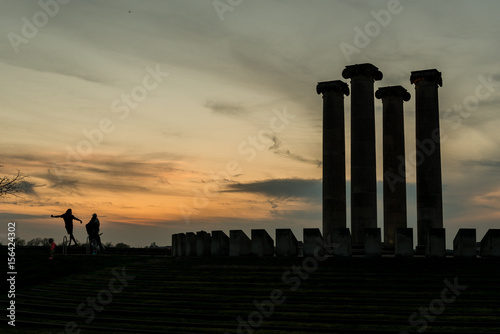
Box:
90 239 97 255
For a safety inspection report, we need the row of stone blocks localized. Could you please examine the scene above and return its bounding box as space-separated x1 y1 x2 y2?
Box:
171 228 500 258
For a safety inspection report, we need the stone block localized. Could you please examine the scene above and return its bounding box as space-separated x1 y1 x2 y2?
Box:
426 228 445 257
364 228 381 258
171 234 178 257
395 228 413 258
185 232 197 257
453 229 476 258
303 228 323 257
275 229 298 257
196 231 211 256
331 228 352 257
251 229 275 257
229 230 251 256
480 229 500 258
177 233 186 257
211 230 229 256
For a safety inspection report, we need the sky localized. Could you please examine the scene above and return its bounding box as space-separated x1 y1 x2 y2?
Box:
1 0 499 247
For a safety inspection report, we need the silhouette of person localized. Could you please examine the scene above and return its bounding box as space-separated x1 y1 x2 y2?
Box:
49 238 56 259
86 213 102 252
51 209 82 246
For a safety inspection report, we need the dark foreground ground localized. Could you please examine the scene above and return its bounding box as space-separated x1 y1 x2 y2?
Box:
3 247 500 333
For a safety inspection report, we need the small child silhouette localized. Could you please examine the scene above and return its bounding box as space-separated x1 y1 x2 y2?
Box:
49 238 56 259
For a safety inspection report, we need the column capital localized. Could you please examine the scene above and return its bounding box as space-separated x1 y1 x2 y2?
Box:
375 86 411 101
316 80 349 96
342 63 383 81
410 69 442 87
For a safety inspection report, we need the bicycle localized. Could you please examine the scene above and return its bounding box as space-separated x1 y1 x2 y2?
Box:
87 233 105 255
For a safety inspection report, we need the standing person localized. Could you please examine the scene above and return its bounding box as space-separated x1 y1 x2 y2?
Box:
86 213 103 253
51 209 82 246
48 238 56 259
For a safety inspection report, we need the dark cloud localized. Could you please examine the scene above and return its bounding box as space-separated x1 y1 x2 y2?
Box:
15 180 40 196
157 177 171 185
267 199 278 209
0 212 49 221
14 152 187 196
43 169 80 193
40 168 150 194
224 178 321 201
480 194 500 201
463 159 500 168
205 100 247 117
269 209 322 222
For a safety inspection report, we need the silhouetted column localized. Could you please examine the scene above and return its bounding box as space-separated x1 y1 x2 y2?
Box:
375 86 410 247
316 80 349 242
410 69 443 249
342 63 383 246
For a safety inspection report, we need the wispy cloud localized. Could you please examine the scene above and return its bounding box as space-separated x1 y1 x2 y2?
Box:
205 100 247 117
267 135 321 166
273 148 322 167
463 159 500 169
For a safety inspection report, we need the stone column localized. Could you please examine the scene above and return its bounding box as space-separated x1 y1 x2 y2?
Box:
342 63 383 246
410 69 443 249
316 80 349 242
375 86 410 247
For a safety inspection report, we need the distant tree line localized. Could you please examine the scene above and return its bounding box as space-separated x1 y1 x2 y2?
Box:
3 237 131 248
2 238 165 248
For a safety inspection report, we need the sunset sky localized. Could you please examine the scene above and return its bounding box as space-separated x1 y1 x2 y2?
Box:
1 0 499 247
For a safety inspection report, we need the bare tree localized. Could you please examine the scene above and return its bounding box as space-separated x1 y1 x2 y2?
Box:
0 167 28 198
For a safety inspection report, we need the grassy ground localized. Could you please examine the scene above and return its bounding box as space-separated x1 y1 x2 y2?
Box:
3 248 500 333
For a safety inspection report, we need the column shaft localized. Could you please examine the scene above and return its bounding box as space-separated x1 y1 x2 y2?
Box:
342 64 383 246
317 80 349 241
410 69 443 248
376 86 410 247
